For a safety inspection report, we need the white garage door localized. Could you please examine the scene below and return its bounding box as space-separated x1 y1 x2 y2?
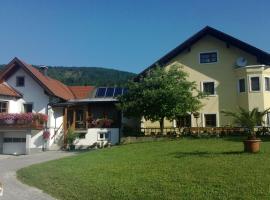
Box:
3 132 26 155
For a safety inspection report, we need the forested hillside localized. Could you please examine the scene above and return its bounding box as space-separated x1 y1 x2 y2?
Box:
0 65 136 86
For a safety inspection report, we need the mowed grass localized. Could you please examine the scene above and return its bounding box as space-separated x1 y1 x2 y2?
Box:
17 137 270 200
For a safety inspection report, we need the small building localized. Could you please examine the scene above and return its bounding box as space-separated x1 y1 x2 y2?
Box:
0 57 126 154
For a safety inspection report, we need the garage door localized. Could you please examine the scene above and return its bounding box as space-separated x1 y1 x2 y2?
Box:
3 132 26 155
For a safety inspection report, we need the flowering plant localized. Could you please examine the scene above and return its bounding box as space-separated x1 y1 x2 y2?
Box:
88 118 113 128
43 131 50 140
33 113 48 123
0 113 48 123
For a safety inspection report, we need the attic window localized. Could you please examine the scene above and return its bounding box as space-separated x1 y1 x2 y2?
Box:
16 76 25 87
199 52 217 63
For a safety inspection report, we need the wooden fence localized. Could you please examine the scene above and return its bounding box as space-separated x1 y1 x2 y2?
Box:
140 127 270 136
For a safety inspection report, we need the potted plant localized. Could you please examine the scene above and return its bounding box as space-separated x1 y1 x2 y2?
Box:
222 107 270 153
42 130 50 151
66 128 77 151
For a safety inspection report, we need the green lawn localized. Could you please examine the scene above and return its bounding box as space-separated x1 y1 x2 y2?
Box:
17 137 270 200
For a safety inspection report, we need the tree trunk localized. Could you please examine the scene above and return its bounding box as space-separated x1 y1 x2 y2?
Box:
159 117 164 135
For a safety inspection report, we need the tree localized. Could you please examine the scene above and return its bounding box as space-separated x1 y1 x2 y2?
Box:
118 65 204 134
221 107 270 138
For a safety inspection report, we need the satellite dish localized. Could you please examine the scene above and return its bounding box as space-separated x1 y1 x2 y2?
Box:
236 57 247 67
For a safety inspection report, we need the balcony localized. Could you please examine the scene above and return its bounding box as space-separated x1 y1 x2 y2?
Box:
0 113 48 130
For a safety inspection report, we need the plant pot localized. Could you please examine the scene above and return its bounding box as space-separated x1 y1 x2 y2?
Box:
5 119 14 124
243 139 261 153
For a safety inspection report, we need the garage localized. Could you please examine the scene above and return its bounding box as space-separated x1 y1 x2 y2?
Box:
2 132 26 155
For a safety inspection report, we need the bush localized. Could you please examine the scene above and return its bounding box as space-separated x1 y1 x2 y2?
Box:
66 128 78 150
122 126 144 137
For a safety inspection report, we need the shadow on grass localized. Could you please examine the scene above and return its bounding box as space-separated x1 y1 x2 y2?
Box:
169 150 247 158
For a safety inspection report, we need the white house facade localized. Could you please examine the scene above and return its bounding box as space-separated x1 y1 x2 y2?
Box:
0 57 122 155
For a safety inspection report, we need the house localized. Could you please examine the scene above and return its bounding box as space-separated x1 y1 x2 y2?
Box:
137 26 270 130
0 57 124 155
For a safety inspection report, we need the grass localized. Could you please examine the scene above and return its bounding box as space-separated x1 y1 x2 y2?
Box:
17 137 270 200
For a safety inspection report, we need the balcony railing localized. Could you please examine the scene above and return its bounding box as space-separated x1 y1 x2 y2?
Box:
0 113 48 130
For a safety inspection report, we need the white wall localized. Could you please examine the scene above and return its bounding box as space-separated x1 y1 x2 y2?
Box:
5 68 49 114
74 128 120 148
0 96 20 113
30 130 44 149
48 107 64 147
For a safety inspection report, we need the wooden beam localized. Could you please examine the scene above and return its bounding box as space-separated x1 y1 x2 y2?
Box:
63 107 67 148
85 105 89 129
73 108 76 130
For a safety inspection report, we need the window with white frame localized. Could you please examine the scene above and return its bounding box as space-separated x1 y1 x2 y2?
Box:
250 77 260 91
199 52 217 63
238 78 245 93
204 114 217 127
202 81 215 95
265 77 270 91
0 101 8 113
98 131 110 141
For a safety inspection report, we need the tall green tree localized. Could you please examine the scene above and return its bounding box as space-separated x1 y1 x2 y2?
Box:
118 65 204 134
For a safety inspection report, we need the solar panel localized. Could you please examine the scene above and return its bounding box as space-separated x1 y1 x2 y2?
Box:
95 87 127 98
105 87 115 97
96 87 106 97
114 87 123 97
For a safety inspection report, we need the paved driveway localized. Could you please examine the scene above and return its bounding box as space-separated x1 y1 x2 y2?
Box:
0 151 75 200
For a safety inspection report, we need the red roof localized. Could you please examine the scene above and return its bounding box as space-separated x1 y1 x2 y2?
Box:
0 82 21 98
68 86 95 99
0 57 94 100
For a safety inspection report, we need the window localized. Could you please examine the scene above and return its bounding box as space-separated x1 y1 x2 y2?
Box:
16 76 25 87
203 82 215 95
238 79 245 93
0 101 8 113
265 77 270 91
176 115 191 127
98 131 110 141
250 77 260 91
200 52 217 63
204 114 217 127
24 103 33 113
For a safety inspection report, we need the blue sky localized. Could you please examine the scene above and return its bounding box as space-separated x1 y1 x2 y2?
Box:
0 0 269 73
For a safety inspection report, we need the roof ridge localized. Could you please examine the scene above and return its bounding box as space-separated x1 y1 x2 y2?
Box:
137 26 270 78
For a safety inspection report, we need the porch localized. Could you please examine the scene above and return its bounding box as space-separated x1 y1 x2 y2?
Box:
63 102 121 132
59 100 122 147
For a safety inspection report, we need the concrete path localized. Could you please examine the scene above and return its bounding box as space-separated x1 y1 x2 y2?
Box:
0 151 75 200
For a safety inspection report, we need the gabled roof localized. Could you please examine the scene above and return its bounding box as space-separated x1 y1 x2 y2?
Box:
138 26 270 77
68 86 95 99
0 82 22 98
0 57 75 100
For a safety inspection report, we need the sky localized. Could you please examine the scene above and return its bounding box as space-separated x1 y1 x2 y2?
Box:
0 0 269 73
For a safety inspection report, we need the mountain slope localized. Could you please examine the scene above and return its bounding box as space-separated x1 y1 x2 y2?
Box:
0 65 136 86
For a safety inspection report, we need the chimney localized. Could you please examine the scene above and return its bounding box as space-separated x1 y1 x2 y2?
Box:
40 65 48 76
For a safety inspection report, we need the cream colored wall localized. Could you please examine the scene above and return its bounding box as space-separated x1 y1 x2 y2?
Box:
143 35 260 128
